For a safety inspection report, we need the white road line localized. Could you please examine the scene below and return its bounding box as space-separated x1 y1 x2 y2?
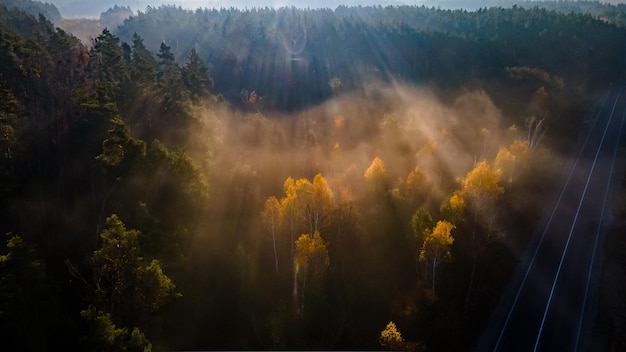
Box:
574 106 626 351
493 91 611 351
533 88 624 351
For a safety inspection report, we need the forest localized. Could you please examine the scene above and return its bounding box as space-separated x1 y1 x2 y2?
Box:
1 1 626 351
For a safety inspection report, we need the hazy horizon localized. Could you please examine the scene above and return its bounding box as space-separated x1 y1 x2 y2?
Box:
52 0 413 18
48 0 626 18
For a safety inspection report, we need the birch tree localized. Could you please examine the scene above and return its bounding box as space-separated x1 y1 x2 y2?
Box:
262 196 283 275
293 231 329 315
419 220 454 296
451 160 504 310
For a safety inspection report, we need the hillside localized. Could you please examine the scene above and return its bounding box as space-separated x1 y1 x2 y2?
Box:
0 3 624 350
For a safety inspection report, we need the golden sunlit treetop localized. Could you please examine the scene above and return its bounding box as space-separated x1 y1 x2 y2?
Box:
404 166 427 203
495 145 515 171
494 146 515 171
294 231 330 278
446 160 503 219
379 321 404 349
364 156 387 182
280 174 334 236
419 220 455 263
449 189 466 213
460 160 504 201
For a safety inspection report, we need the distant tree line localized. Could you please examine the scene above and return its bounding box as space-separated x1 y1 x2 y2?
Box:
114 4 626 111
0 0 61 23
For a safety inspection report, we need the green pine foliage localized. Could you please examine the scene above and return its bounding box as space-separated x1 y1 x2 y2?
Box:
80 305 153 352
115 4 626 110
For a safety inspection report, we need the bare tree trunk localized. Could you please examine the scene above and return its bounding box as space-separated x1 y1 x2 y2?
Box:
272 222 279 275
293 265 299 314
527 116 546 151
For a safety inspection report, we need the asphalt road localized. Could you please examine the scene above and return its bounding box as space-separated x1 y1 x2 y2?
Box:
475 88 626 352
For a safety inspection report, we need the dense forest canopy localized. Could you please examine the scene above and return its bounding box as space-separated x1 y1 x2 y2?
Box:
41 0 626 19
112 4 626 112
0 0 61 21
7 0 626 24
1 1 625 351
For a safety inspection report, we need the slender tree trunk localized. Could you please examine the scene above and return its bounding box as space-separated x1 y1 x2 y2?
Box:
308 206 314 237
293 265 298 313
290 213 297 287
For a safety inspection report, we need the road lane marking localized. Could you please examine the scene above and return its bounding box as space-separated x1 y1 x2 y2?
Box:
534 88 624 351
574 106 626 351
492 91 611 351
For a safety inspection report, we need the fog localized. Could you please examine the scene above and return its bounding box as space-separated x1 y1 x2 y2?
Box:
189 81 535 220
151 78 571 350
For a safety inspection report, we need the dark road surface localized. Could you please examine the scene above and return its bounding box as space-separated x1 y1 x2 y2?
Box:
475 88 626 352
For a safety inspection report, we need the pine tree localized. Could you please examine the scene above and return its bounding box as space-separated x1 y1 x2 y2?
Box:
182 48 213 102
130 33 156 85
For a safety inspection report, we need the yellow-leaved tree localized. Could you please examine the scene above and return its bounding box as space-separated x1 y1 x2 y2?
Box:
294 232 330 280
404 166 428 207
379 321 404 350
261 196 283 275
419 220 455 297
452 160 504 310
364 156 387 183
379 320 424 351
460 160 504 202
307 174 334 236
281 177 300 265
280 174 334 242
293 231 330 315
494 145 519 185
498 139 530 186
279 174 334 315
364 156 388 196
